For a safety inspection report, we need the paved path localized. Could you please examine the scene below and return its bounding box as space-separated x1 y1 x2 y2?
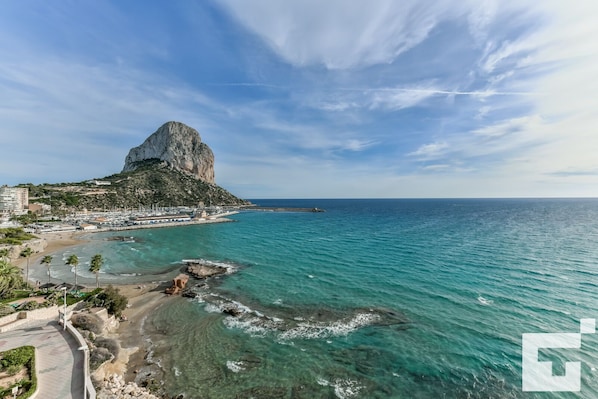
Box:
0 320 84 398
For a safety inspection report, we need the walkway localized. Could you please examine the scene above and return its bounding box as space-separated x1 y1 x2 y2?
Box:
0 320 84 398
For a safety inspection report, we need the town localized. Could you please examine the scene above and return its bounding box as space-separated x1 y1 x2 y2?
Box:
0 185 239 233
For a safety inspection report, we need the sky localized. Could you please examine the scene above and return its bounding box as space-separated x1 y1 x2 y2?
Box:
1 1 598 198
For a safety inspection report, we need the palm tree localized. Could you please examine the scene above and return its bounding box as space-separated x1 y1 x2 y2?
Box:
89 254 103 289
65 254 79 292
40 255 53 287
0 248 9 262
19 247 34 290
0 260 22 299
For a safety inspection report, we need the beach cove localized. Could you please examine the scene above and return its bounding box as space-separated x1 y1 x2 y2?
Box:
11 198 598 398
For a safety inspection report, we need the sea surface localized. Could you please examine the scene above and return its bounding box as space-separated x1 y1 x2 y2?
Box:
43 199 598 398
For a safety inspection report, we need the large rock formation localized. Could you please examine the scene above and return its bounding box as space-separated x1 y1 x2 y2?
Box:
122 121 215 183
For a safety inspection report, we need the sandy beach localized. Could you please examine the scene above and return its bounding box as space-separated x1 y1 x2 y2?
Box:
93 283 171 382
12 231 88 269
11 229 177 387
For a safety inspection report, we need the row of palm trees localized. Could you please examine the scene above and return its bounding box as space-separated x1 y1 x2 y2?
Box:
0 246 105 294
42 253 104 290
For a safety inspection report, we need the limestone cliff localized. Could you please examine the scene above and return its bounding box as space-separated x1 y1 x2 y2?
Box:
122 121 215 183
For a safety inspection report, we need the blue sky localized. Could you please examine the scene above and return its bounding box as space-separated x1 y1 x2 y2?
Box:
1 1 597 198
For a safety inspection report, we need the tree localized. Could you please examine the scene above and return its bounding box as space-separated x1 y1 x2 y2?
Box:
19 247 33 289
65 254 79 292
97 285 128 317
40 255 53 287
89 254 103 289
0 260 22 299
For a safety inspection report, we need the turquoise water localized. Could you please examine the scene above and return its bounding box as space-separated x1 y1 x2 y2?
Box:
44 199 598 398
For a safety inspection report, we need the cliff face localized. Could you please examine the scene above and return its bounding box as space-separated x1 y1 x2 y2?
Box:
122 121 215 183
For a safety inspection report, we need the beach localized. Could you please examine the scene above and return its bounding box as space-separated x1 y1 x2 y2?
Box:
11 228 181 391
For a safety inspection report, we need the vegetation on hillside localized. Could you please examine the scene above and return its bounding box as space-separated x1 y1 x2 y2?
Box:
25 160 248 211
0 228 36 245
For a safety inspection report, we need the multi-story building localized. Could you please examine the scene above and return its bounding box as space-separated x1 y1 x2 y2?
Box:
0 186 29 213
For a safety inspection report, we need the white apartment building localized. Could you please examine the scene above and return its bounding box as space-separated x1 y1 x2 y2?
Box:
0 186 29 212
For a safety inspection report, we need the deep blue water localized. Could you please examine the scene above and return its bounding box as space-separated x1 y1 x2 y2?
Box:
42 199 598 398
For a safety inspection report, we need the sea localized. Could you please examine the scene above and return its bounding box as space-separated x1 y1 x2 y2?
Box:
39 198 598 398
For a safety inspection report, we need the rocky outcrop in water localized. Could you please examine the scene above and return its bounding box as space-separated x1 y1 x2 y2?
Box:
123 121 215 183
186 263 228 279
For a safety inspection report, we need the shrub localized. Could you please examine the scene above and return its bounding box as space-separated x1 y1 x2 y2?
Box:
94 337 119 361
96 285 128 317
90 347 113 370
71 313 103 334
0 305 15 317
0 346 36 398
0 346 33 369
19 301 39 311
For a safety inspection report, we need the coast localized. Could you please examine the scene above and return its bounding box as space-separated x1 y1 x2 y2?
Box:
8 216 238 397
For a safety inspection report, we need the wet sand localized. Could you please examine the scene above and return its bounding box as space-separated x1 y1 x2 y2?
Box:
13 231 88 269
93 283 171 382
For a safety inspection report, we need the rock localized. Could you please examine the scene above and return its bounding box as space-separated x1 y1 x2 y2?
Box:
186 263 227 279
123 121 215 183
221 304 244 317
96 373 161 399
165 274 189 295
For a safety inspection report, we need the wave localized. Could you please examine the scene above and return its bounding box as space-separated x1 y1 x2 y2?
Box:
317 377 363 399
279 313 380 340
226 360 245 373
199 293 384 340
477 296 493 306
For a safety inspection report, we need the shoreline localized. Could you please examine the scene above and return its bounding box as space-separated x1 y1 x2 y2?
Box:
12 215 236 275
7 218 237 395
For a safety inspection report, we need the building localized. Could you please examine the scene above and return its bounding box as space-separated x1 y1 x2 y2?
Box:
0 186 29 213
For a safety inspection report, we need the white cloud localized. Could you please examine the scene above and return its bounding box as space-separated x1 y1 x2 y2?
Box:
219 0 467 69
471 115 543 138
368 86 438 110
409 142 449 160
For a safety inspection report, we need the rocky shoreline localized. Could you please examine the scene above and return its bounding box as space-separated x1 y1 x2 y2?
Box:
97 374 162 399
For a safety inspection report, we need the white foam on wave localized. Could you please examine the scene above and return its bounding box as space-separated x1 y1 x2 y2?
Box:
226 360 245 373
204 303 221 313
333 379 363 399
130 247 140 252
477 296 493 306
173 366 181 377
223 317 271 337
317 377 363 399
119 273 142 277
273 298 283 305
279 313 380 340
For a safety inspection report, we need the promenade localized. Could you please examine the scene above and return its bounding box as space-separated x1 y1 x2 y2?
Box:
0 320 84 398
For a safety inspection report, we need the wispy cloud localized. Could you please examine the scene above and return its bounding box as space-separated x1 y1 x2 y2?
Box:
409 142 449 160
220 0 468 69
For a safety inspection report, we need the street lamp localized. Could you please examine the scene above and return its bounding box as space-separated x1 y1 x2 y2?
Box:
60 286 67 330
